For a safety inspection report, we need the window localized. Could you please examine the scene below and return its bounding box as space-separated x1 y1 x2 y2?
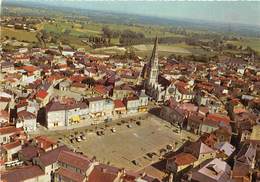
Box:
221 135 224 141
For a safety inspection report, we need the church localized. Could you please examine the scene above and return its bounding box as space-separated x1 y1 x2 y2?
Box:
143 37 194 103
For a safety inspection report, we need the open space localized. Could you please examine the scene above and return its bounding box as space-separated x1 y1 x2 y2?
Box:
40 114 198 171
133 43 192 55
0 27 38 42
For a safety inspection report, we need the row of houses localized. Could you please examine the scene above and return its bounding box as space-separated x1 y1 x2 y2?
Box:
41 90 148 129
165 127 259 182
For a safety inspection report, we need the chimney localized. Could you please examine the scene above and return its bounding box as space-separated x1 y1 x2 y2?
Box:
20 139 24 145
91 156 96 163
37 151 40 157
141 172 146 177
40 142 43 148
101 167 107 173
119 168 126 176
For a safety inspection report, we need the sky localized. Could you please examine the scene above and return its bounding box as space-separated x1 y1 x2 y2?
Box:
5 0 260 26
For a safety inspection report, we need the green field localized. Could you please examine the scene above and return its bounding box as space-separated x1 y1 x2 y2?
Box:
2 7 259 57
4 4 260 57
134 43 191 54
43 21 102 37
227 38 260 53
40 20 190 51
0 27 38 42
42 20 185 39
133 42 212 57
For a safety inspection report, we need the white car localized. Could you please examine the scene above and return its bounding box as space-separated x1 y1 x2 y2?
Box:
111 128 116 133
81 135 86 140
127 124 132 128
76 136 82 142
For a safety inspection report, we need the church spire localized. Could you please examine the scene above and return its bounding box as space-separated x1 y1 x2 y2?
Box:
149 36 158 66
146 36 159 85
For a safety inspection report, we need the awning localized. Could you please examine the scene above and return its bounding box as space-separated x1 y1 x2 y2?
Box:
70 115 80 122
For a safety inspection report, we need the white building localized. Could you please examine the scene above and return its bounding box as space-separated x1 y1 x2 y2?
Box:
86 96 105 118
16 110 37 132
44 100 89 128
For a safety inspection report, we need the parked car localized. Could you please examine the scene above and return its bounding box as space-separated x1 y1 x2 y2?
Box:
76 136 82 142
111 128 116 133
173 129 180 133
127 124 132 128
105 118 112 122
166 144 173 150
81 135 86 140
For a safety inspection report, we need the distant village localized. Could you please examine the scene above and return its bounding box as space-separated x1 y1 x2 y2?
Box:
0 22 260 182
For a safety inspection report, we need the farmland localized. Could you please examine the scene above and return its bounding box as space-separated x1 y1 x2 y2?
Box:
41 19 185 38
0 27 38 42
2 3 260 57
226 38 260 53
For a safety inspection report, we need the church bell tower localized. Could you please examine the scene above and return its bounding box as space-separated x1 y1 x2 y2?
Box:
147 36 159 86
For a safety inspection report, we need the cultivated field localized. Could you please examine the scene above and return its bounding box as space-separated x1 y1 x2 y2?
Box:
0 27 38 42
90 46 126 55
134 43 191 54
227 38 260 53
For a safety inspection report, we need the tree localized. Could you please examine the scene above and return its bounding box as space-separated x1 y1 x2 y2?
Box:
64 29 71 36
226 100 235 121
102 26 112 39
119 29 145 45
83 77 95 87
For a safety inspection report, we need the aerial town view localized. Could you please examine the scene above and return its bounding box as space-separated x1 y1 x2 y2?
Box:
0 0 260 182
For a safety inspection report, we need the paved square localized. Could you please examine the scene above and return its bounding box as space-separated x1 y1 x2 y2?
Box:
67 115 196 170
41 114 198 171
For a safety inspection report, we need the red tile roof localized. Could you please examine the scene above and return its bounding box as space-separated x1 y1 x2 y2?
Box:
127 96 139 101
2 140 21 150
35 135 57 150
0 126 23 135
114 100 125 109
1 165 44 182
88 164 119 182
207 114 230 125
36 90 48 99
19 145 44 161
18 110 36 120
94 84 107 95
0 110 9 119
21 65 37 73
37 146 70 166
57 150 91 171
70 75 86 82
169 153 197 166
56 167 85 182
